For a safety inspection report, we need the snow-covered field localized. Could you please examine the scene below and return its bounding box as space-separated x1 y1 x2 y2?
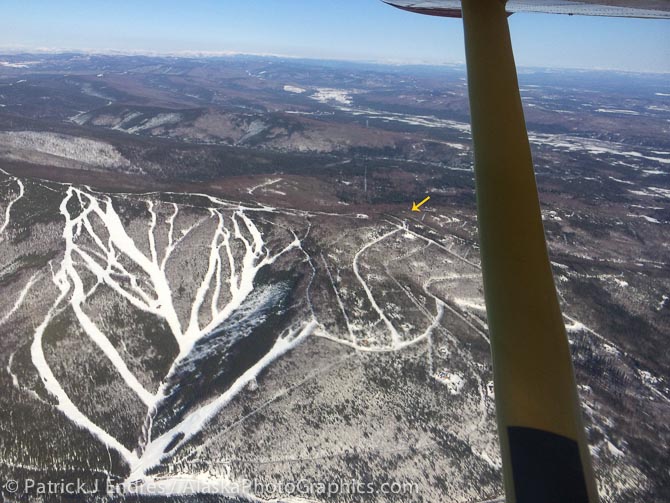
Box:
0 131 131 168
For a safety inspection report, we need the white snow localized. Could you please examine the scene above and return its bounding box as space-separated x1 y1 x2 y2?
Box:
112 111 143 130
565 320 586 333
310 88 353 105
0 176 24 237
30 278 140 465
283 85 306 94
0 272 40 326
353 229 403 347
453 298 486 311
22 183 312 485
595 108 640 115
128 320 317 478
643 216 662 224
606 440 624 458
528 132 670 165
638 370 660 386
127 113 182 133
629 187 670 199
609 177 634 185
434 371 464 395
306 87 472 134
248 178 282 195
0 61 29 68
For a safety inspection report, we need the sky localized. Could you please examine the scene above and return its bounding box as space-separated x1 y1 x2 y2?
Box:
0 0 668 73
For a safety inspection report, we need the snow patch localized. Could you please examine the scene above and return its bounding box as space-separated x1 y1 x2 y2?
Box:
595 108 640 115
565 320 586 333
310 88 353 105
127 113 182 133
453 298 486 311
283 85 306 94
0 61 29 68
434 370 464 395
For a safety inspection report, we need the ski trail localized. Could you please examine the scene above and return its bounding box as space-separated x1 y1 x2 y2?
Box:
352 227 402 347
146 200 158 264
19 178 499 487
76 189 184 341
30 259 138 465
6 353 20 388
178 210 300 357
128 320 317 480
209 353 352 440
95 193 184 342
388 217 480 269
384 262 446 343
0 176 24 238
424 276 490 345
185 209 226 340
164 203 178 264
28 185 311 473
417 279 490 432
296 230 317 318
179 352 356 469
248 178 282 195
71 302 155 406
61 189 154 405
321 253 356 344
0 271 40 326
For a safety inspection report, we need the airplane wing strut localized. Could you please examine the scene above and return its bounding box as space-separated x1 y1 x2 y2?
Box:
460 3 599 501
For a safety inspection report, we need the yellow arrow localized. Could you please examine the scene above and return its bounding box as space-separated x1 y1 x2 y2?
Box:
412 196 430 212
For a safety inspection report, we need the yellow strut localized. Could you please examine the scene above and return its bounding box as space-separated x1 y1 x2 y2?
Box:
460 0 599 501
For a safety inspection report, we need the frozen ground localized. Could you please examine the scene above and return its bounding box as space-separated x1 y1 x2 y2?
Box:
0 168 667 502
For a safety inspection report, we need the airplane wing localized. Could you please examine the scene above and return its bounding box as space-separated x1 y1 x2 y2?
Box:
383 0 670 18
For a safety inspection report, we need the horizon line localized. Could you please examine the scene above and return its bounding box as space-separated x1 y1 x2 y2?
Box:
1 46 669 76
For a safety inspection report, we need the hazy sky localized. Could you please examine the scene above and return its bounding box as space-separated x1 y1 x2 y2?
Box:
1 0 668 72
